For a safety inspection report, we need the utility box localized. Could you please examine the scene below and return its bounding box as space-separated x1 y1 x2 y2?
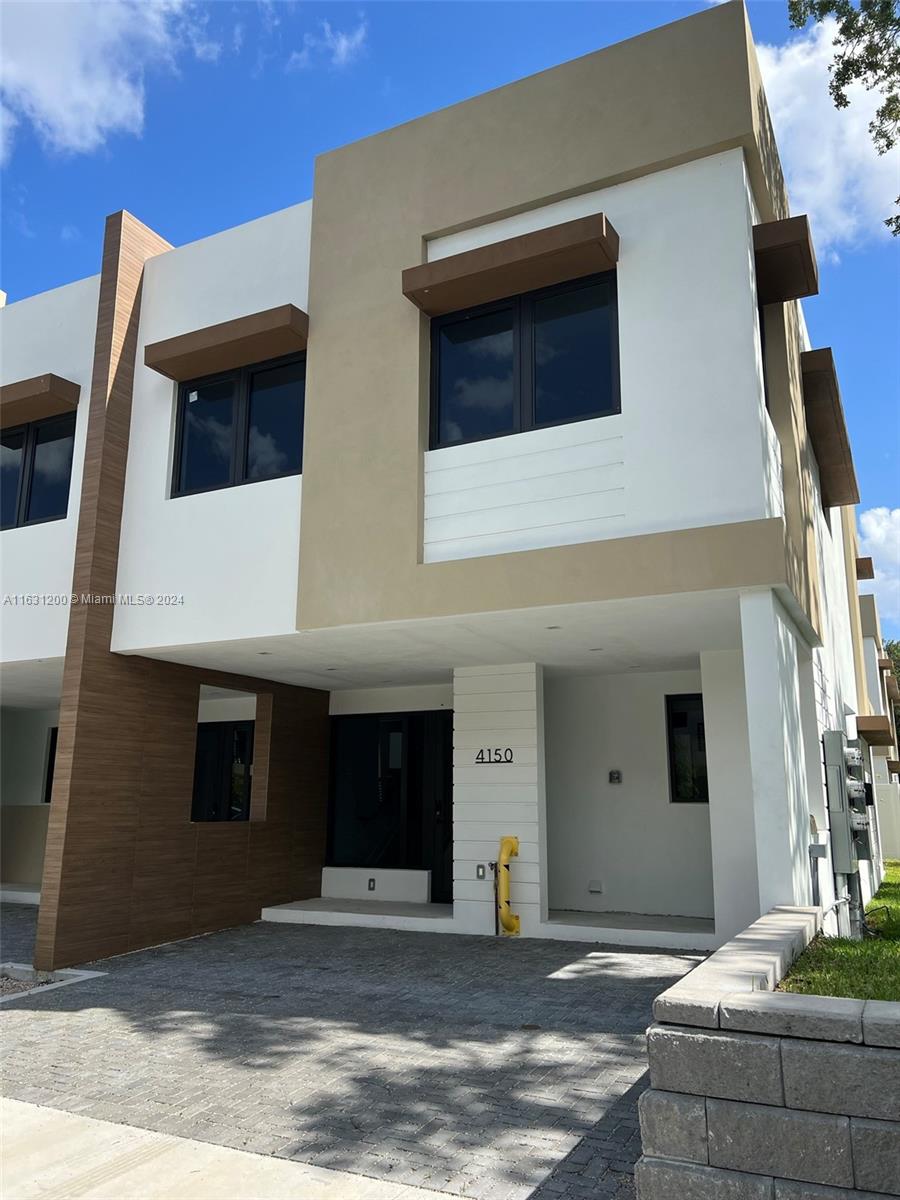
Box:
824 731 871 873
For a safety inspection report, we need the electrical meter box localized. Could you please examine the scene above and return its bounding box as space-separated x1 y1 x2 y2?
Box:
823 731 872 873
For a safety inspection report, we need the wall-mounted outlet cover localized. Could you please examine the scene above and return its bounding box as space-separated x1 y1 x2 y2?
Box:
588 879 604 894
476 864 486 880
368 878 376 891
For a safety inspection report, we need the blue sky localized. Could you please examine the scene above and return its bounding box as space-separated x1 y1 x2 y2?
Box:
1 0 898 631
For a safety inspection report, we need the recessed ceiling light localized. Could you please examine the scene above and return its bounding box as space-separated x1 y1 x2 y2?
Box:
258 651 272 656
326 667 338 672
589 647 603 652
546 625 561 630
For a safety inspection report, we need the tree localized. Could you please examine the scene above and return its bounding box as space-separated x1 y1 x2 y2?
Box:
789 0 900 233
886 637 900 679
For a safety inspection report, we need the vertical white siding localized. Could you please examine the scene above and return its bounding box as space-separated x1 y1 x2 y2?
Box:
452 664 547 935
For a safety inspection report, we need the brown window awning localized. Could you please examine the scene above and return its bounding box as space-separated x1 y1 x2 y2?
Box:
0 373 80 429
800 347 859 508
856 715 895 747
856 556 875 580
753 215 818 305
402 213 619 317
144 303 309 382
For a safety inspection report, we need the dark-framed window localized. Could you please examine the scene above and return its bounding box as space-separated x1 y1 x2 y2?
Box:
429 271 619 450
665 694 708 803
43 726 59 804
1 412 77 530
172 353 305 497
191 720 254 822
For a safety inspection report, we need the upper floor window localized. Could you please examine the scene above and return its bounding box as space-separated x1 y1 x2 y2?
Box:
1 412 76 530
172 354 305 497
430 272 619 450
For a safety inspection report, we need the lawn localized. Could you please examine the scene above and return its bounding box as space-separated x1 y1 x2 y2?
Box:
779 859 900 1002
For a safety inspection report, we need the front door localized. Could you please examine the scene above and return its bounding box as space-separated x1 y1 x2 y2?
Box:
328 710 453 903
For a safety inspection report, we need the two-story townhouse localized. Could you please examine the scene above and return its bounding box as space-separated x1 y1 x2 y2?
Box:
1 1 894 970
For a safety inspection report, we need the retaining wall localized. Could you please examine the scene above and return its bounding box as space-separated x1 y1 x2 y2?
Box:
636 905 900 1198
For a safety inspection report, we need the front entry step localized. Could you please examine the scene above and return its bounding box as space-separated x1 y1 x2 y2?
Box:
260 898 455 933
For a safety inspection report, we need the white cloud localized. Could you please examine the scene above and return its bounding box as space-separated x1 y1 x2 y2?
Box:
287 17 368 71
0 0 222 164
858 507 900 630
757 19 900 256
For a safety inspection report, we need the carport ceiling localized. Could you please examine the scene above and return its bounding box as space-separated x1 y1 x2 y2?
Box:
129 589 744 692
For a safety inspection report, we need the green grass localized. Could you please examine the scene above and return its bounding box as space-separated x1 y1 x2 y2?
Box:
778 860 900 1001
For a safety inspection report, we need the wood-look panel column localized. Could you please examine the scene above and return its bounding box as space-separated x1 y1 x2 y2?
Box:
35 212 171 970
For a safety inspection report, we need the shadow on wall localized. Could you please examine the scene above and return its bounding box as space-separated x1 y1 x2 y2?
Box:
2 908 699 1198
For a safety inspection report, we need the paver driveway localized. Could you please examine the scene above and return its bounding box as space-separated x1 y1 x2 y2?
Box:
1 905 699 1200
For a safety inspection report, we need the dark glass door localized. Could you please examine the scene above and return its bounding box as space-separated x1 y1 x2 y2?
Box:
328 710 453 902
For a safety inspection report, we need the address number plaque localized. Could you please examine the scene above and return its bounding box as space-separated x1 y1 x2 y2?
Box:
474 748 514 764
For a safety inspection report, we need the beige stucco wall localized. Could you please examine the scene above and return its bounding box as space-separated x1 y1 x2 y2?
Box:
0 806 48 885
298 2 798 632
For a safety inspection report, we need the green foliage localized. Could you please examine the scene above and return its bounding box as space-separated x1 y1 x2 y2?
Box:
780 860 900 1000
789 0 900 233
885 637 900 678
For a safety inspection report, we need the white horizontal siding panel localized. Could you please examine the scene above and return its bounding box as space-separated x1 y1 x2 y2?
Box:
425 515 628 563
454 879 542 904
426 443 623 497
454 842 540 865
455 800 542 824
454 728 538 749
426 464 624 520
426 414 623 470
453 672 538 695
454 664 536 677
454 692 537 713
454 765 538 786
458 787 542 806
454 860 542 885
454 709 540 731
453 821 540 844
425 488 625 544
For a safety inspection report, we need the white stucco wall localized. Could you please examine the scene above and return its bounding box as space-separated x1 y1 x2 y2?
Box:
112 202 312 652
0 707 58 805
0 275 99 663
423 150 772 562
544 669 714 919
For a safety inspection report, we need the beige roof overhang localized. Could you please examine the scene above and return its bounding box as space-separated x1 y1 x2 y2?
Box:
402 213 619 317
0 374 80 430
856 715 895 747
856 556 875 580
753 215 818 305
800 348 859 508
144 304 309 382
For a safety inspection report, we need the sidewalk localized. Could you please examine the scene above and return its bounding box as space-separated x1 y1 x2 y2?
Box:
0 1099 443 1200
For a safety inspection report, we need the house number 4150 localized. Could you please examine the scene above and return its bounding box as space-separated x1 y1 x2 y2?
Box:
475 748 514 764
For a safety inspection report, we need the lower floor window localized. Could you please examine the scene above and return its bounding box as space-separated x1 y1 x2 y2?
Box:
192 720 254 821
666 694 708 803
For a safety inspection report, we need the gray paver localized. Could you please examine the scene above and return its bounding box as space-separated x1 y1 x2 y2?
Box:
0 904 696 1199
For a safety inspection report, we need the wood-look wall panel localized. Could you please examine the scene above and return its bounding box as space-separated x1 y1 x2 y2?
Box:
35 211 331 970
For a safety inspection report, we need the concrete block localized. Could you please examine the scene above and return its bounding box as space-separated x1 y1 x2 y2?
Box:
653 987 720 1029
862 1000 900 1049
635 1157 773 1199
638 1089 708 1163
647 1024 783 1105
707 1099 853 1188
720 992 864 1043
851 1117 900 1196
774 1182 889 1199
782 1039 900 1120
